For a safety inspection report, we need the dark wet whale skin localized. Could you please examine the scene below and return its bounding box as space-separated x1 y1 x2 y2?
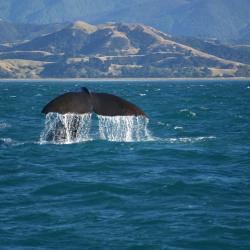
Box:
42 88 147 117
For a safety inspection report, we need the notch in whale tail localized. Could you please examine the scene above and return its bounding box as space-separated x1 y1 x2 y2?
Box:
81 87 90 95
42 88 147 117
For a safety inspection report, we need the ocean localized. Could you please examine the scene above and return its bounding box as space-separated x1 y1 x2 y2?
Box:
0 79 250 249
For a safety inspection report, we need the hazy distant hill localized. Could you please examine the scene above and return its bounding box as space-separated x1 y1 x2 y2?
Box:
0 21 249 79
0 0 250 41
0 20 66 43
174 36 250 65
238 23 250 44
0 0 126 24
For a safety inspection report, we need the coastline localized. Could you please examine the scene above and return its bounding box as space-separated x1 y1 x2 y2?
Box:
0 77 250 82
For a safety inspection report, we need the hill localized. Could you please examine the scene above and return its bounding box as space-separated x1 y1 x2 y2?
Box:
0 0 250 41
237 23 250 44
0 21 249 78
174 36 250 65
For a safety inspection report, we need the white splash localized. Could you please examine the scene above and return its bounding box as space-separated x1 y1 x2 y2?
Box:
0 137 13 145
98 115 152 142
165 136 216 144
174 126 183 130
179 109 196 117
40 113 92 144
40 113 153 143
0 122 11 129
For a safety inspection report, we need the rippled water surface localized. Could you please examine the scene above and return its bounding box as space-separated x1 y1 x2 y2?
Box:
0 80 250 249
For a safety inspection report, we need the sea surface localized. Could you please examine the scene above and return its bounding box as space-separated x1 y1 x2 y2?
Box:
0 79 250 249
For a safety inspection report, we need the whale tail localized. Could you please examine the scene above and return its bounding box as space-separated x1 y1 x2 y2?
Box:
42 87 147 117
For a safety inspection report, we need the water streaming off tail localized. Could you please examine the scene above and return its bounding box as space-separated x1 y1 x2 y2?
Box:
40 114 151 143
40 113 92 144
98 115 151 142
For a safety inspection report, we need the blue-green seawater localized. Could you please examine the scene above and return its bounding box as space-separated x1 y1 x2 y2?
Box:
0 80 250 249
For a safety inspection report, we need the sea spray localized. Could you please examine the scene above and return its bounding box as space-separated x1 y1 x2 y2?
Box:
40 113 151 143
98 115 151 142
40 113 92 144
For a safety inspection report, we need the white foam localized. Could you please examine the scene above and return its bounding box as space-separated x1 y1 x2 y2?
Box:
0 122 11 129
174 126 183 130
0 138 12 144
165 136 216 144
0 137 25 147
179 109 196 117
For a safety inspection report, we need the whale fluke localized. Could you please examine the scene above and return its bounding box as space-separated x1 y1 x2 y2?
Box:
42 88 147 117
42 91 93 115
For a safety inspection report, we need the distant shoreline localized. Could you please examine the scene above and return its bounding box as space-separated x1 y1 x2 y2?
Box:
0 77 250 82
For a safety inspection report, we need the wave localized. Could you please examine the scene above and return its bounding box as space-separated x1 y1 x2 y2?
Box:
163 136 216 144
179 109 196 117
0 135 216 148
0 122 11 130
174 126 183 130
0 137 27 148
0 138 13 148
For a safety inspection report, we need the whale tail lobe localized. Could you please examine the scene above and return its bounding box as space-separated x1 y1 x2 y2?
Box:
42 88 147 117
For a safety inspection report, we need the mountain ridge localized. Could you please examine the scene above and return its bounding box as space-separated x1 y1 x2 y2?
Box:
0 19 66 43
0 21 249 79
0 0 250 41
